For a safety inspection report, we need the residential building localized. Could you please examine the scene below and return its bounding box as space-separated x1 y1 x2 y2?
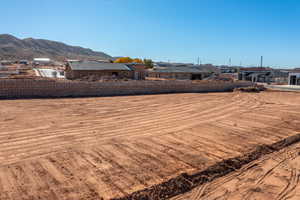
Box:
33 58 52 66
219 65 238 73
288 69 300 85
0 60 14 65
238 67 274 82
126 63 146 80
65 61 146 80
148 63 218 80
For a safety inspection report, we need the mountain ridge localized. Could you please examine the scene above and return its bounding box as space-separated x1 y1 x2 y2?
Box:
0 34 112 61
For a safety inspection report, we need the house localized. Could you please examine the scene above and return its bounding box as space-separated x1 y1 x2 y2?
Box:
288 69 300 85
0 71 19 78
148 64 216 80
0 63 19 78
238 67 274 82
272 69 289 84
65 61 146 80
33 58 52 66
219 65 238 73
238 67 289 83
126 63 146 80
0 60 14 65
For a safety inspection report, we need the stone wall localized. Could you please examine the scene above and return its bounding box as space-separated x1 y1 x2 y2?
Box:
0 79 253 99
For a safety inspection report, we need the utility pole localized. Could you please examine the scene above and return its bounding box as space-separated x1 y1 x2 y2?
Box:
260 56 263 68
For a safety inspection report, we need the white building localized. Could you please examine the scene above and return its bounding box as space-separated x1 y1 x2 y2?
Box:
33 58 52 65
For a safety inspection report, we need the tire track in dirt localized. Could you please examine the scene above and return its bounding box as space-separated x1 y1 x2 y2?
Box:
171 137 300 200
1 92 300 199
0 93 254 166
115 133 300 200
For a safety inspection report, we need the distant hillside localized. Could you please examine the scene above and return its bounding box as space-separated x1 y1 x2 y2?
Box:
0 34 112 61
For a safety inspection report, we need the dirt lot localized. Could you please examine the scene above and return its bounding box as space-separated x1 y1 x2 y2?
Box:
171 140 300 200
0 91 300 199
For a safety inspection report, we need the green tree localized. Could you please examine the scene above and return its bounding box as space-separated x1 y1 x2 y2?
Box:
143 59 154 69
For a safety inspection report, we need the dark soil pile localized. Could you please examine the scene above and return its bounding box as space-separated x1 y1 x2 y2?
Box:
234 85 266 93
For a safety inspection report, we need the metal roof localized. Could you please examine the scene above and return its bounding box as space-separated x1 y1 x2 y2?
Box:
240 67 272 72
151 66 206 73
69 61 132 71
153 63 220 74
34 58 51 62
195 65 220 73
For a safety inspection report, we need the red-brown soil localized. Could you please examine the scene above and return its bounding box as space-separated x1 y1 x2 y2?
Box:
172 136 300 200
0 91 300 199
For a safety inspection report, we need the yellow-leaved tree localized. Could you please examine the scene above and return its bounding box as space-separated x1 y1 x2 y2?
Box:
132 58 143 63
114 57 133 63
114 57 144 64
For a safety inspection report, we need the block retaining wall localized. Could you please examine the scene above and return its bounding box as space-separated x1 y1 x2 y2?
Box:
0 79 253 99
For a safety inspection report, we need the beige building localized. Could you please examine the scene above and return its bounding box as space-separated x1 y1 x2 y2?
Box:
148 64 216 80
65 61 145 80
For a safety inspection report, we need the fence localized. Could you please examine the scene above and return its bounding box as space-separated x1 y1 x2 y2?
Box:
0 79 253 99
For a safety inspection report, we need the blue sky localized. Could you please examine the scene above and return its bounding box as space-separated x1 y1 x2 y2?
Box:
1 0 300 67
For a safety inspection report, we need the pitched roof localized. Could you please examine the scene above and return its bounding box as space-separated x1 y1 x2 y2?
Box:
151 66 205 73
68 61 132 71
196 65 220 73
240 67 272 71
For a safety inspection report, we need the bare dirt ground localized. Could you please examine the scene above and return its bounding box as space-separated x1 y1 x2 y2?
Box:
171 140 300 200
0 91 300 199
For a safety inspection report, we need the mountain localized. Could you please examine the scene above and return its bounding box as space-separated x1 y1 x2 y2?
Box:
0 34 112 61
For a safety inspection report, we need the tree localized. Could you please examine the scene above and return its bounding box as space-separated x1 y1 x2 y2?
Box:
143 59 154 69
114 57 133 63
132 58 143 63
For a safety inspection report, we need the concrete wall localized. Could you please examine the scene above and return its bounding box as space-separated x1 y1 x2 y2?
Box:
0 79 253 99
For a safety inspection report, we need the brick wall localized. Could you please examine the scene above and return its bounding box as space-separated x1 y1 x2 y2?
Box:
0 79 253 99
